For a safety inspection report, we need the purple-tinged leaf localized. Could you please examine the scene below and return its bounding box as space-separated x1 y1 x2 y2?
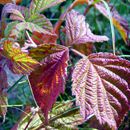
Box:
72 53 130 129
1 3 27 21
65 10 109 45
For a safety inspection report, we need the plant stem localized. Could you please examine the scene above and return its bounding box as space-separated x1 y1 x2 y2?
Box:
24 114 36 130
71 48 87 58
50 106 80 123
7 76 25 93
27 76 39 107
84 5 93 15
101 0 116 55
119 55 130 58
54 1 79 35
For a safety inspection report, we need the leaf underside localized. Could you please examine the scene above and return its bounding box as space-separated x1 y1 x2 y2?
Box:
72 53 130 129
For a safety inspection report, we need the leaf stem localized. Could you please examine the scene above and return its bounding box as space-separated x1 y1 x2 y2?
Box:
84 5 93 15
71 48 87 58
27 76 39 107
119 55 130 58
49 106 80 123
7 76 25 93
54 1 81 35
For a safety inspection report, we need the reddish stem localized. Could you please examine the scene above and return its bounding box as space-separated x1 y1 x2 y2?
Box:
54 1 76 35
84 4 93 16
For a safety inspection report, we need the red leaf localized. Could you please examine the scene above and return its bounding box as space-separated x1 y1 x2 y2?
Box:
31 31 57 45
29 44 69 123
72 53 130 129
65 10 109 45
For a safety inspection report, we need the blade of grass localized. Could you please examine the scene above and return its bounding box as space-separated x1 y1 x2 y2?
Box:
101 0 116 55
7 76 25 93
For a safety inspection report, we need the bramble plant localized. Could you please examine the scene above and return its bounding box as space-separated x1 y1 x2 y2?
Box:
0 0 130 130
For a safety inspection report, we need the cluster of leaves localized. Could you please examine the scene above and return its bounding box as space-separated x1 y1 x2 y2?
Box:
0 0 130 130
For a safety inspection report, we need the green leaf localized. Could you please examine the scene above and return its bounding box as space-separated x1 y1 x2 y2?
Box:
30 0 66 14
4 21 19 38
27 14 53 32
9 22 52 40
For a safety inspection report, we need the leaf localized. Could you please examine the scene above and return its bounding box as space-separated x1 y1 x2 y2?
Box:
2 40 39 74
9 22 53 40
73 43 94 56
0 67 8 118
65 10 109 45
29 44 63 61
29 44 69 123
31 31 57 45
72 53 130 129
49 101 84 130
28 14 53 32
11 107 42 130
12 101 83 130
30 0 66 14
1 3 28 37
94 3 129 44
1 3 27 21
4 21 19 38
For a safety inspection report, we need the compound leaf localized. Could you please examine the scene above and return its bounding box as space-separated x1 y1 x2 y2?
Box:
72 53 130 130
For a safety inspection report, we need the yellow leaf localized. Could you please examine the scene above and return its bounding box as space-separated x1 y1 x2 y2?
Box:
2 40 39 74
